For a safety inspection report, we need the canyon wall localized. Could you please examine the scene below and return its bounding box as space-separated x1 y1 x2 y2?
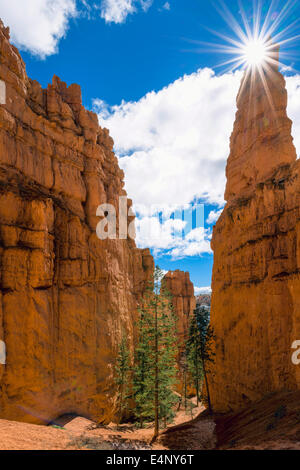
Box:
0 22 154 424
210 47 300 412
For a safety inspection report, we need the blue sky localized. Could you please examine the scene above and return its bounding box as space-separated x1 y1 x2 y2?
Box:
1 0 300 293
6 1 237 104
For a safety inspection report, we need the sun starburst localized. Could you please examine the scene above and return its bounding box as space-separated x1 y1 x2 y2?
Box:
242 38 269 66
183 1 300 121
185 0 300 74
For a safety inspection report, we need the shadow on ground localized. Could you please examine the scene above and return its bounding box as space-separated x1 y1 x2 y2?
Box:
159 391 300 450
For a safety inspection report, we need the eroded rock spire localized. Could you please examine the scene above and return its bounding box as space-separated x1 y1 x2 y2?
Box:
225 42 296 203
210 40 300 413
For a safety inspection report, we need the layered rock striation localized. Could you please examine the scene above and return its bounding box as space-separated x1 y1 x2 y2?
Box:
0 22 154 424
210 47 300 412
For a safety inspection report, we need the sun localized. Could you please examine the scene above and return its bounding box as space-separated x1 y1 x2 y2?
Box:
242 39 268 67
192 0 299 75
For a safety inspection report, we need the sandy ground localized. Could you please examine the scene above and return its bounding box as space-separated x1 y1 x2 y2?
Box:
0 400 206 450
1 392 300 450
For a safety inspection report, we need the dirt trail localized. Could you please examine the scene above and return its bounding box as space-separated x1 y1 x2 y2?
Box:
158 391 300 450
0 402 204 450
1 392 300 450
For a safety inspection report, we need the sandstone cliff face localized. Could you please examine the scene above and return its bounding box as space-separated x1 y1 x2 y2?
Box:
163 270 196 345
0 22 154 424
210 50 300 412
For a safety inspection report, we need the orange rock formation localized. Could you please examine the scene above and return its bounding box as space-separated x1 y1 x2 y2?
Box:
0 21 154 424
210 45 300 412
163 270 196 345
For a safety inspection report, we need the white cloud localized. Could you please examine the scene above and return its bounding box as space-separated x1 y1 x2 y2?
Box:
280 65 293 73
206 208 223 225
0 0 154 56
135 214 212 259
95 70 300 257
93 68 242 258
100 0 153 24
286 75 300 158
194 286 212 295
0 0 77 58
95 68 242 210
95 68 241 256
161 2 170 10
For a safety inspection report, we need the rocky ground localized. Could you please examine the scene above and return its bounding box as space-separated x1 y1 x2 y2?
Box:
160 391 300 450
215 390 300 450
1 392 300 450
0 400 205 450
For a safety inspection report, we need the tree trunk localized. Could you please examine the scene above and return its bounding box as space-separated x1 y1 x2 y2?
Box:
184 369 187 411
152 296 159 443
177 395 182 412
119 382 124 424
202 359 212 414
195 350 199 406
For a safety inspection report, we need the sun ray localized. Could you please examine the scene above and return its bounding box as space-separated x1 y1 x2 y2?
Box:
183 0 299 95
238 0 252 39
190 0 300 134
213 56 247 68
214 57 247 75
258 0 276 40
203 26 245 50
213 0 249 44
257 64 278 121
181 38 244 54
264 0 298 39
205 0 299 75
273 34 300 48
236 66 251 103
253 0 262 39
270 16 300 43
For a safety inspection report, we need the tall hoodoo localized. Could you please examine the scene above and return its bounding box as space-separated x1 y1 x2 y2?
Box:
225 41 296 203
210 43 300 412
163 270 196 346
0 21 154 424
162 269 196 362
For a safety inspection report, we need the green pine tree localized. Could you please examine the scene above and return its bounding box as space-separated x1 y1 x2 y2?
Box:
132 304 153 429
186 306 215 413
186 311 203 406
114 331 131 423
133 266 179 440
178 351 189 411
